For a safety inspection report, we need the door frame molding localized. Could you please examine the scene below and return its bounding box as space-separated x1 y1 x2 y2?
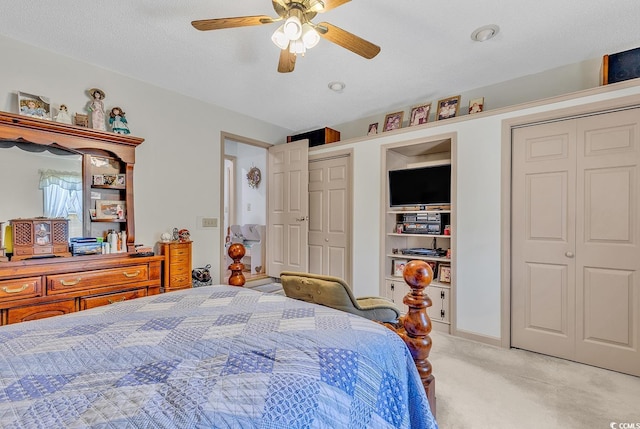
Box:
309 148 354 285
219 132 272 283
500 93 640 348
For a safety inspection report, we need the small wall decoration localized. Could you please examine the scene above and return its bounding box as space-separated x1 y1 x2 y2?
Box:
18 92 51 120
247 166 262 189
409 103 431 126
469 97 484 114
383 111 404 132
367 122 379 135
436 95 461 121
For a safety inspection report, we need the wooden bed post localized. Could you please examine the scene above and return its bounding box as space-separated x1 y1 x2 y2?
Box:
384 260 436 416
227 243 246 287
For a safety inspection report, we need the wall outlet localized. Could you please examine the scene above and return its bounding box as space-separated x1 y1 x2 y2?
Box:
201 217 217 228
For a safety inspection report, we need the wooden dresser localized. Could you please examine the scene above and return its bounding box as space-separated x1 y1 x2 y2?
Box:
0 253 163 325
158 240 193 292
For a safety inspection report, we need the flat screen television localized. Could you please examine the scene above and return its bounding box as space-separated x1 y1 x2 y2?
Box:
388 164 451 207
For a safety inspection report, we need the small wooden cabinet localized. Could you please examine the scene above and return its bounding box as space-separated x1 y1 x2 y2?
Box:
10 218 71 261
159 241 192 292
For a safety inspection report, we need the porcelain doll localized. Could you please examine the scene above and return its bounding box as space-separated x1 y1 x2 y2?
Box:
87 88 106 131
109 107 130 135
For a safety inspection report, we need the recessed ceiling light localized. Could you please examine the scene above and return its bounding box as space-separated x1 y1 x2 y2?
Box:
328 81 346 93
471 24 500 42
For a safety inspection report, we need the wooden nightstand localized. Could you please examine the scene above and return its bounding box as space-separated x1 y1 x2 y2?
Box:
158 240 192 292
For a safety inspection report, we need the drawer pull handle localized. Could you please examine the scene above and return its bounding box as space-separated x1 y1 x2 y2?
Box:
108 297 127 304
123 270 141 278
60 278 81 286
2 284 29 293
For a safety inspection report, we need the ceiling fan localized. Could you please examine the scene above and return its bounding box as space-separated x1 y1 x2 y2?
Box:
191 0 380 73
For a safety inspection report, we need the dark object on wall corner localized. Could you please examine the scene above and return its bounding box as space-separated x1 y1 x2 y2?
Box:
601 46 640 85
287 127 340 147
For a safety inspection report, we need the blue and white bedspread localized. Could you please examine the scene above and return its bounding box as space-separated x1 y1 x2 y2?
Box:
0 285 437 429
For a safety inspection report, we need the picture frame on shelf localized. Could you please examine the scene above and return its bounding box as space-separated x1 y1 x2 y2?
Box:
425 260 438 278
116 174 126 186
436 95 461 121
102 174 117 186
96 200 126 220
409 103 431 126
438 264 451 283
383 111 404 132
367 122 379 135
92 174 104 186
18 91 51 120
469 97 484 114
392 259 407 277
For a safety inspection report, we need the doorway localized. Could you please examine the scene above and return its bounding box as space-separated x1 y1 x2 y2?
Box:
510 106 640 376
221 134 271 284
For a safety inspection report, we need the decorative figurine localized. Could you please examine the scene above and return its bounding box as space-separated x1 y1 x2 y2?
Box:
54 104 72 124
161 232 172 242
178 229 191 242
109 106 130 135
87 88 106 131
172 228 179 241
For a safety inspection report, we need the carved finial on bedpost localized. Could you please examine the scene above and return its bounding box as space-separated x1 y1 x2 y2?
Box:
227 243 246 287
385 259 436 416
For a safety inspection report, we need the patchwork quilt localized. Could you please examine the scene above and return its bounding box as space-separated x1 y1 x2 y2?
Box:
0 285 438 428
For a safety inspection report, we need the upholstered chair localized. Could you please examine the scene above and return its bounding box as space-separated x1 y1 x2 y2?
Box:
280 271 402 323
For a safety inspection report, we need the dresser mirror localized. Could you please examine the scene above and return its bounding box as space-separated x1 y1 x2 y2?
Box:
0 141 83 247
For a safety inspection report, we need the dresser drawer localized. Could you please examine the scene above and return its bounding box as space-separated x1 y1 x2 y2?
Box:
80 288 147 310
48 265 149 294
7 299 75 324
170 273 191 287
0 277 42 302
170 253 189 265
169 245 190 257
169 262 190 276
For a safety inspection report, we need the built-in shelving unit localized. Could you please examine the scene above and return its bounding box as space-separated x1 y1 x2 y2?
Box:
381 135 455 333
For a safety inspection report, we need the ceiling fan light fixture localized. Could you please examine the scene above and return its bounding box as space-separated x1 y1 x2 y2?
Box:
283 15 303 40
289 39 306 55
308 0 325 12
301 23 320 49
271 25 289 50
471 24 500 42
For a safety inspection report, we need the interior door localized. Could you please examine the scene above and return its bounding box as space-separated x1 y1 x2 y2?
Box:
512 108 640 377
308 154 352 284
267 139 309 276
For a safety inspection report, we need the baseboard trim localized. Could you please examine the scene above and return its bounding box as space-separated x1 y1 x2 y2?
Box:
452 328 503 348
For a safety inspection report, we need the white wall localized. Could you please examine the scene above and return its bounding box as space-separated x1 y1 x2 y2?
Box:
313 81 640 341
0 35 292 280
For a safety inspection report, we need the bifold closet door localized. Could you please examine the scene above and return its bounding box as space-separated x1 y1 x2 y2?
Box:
512 108 640 377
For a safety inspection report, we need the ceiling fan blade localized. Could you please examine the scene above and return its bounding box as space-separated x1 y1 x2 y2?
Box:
278 48 296 73
319 0 351 12
316 22 380 59
192 15 278 31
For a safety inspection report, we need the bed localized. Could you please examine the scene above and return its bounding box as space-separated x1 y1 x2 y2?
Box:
0 281 438 427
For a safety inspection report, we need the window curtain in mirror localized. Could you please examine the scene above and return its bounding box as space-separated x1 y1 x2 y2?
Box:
39 170 83 222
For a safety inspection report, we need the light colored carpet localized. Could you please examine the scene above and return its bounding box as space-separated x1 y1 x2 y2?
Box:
430 330 640 428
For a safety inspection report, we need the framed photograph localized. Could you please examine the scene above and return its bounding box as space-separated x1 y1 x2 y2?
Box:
96 200 126 220
18 91 51 120
392 259 407 277
469 97 484 114
409 103 431 126
367 122 379 135
102 174 117 186
436 95 461 121
383 111 404 132
89 209 97 220
438 264 452 283
92 174 104 186
425 260 438 278
116 174 126 187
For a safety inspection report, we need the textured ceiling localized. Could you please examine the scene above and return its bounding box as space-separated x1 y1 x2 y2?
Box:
1 1 639 133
